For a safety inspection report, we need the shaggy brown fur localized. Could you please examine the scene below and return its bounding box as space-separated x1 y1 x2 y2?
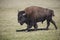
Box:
24 6 54 19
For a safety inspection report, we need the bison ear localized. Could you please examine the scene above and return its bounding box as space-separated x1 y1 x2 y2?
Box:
22 13 26 16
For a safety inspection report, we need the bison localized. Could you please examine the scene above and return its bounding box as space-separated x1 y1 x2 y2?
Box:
18 6 57 31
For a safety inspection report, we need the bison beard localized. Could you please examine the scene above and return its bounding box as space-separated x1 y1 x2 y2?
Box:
18 6 57 31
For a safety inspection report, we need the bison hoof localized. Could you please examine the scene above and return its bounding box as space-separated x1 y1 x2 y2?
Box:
46 28 49 30
26 29 30 32
34 29 37 31
55 27 58 30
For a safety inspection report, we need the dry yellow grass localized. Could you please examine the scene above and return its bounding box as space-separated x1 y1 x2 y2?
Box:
0 0 60 40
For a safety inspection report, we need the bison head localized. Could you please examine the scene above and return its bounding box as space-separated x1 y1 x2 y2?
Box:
18 10 27 25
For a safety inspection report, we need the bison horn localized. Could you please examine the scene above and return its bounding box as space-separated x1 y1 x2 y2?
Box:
22 13 26 16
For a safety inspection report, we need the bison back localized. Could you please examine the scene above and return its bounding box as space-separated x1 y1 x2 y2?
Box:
24 6 54 19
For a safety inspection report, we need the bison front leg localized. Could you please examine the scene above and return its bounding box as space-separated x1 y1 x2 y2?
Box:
34 23 38 31
26 24 32 32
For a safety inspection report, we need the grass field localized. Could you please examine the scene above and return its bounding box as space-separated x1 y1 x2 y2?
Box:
0 0 60 40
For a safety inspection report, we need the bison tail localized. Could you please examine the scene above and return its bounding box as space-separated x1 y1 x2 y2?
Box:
50 10 55 16
52 11 55 16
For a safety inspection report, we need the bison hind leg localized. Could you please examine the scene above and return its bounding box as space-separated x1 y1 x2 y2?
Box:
41 20 44 24
34 23 38 31
46 20 50 30
50 19 57 29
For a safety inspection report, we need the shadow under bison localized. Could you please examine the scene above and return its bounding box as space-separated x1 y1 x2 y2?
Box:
16 28 50 32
